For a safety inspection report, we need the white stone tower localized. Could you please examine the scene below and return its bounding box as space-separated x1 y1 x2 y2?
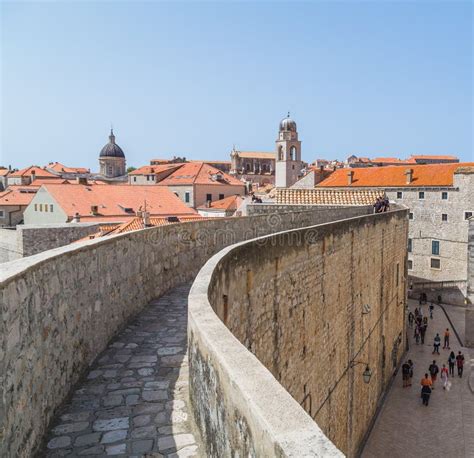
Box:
275 113 302 188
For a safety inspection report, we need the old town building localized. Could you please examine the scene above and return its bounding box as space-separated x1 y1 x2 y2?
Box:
318 163 474 300
98 129 127 180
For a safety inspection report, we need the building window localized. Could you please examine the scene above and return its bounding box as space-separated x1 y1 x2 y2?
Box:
408 260 413 270
34 204 38 211
0 210 4 218
465 212 473 220
419 191 425 199
408 238 412 252
45 204 48 212
133 177 137 182
432 240 440 256
409 212 414 220
431 258 441 269
39 204 43 211
206 194 212 202
185 192 190 203
397 191 403 199
441 213 448 221
50 204 54 212
441 191 448 200
219 194 224 200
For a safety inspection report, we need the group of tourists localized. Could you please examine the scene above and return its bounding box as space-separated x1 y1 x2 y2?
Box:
373 196 390 213
403 301 466 407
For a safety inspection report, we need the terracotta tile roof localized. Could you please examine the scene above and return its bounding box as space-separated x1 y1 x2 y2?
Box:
31 178 71 185
40 184 198 219
9 166 57 178
128 164 182 176
317 163 474 188
189 160 231 165
46 162 90 174
371 157 413 164
276 188 383 206
197 194 244 211
0 168 9 177
0 186 38 206
78 215 205 240
156 162 244 186
236 151 276 160
410 155 459 160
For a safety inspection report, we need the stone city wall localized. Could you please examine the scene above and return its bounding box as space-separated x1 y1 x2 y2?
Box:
0 206 371 457
189 209 408 457
0 223 101 264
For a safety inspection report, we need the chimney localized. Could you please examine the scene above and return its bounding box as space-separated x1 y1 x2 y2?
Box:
320 165 324 172
31 170 36 182
347 170 354 185
91 205 99 215
143 211 151 227
76 177 88 185
206 200 211 208
72 212 80 223
405 168 413 184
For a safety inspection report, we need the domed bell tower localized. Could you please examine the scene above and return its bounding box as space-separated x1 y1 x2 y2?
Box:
275 113 302 187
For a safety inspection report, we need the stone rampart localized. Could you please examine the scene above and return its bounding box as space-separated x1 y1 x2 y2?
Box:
188 210 408 457
0 206 370 457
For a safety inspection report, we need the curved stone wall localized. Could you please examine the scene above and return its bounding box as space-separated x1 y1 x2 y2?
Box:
0 206 371 457
189 210 408 457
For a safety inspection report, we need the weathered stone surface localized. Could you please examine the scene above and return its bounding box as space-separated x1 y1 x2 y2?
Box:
74 433 102 447
131 439 154 453
142 390 168 402
101 429 128 444
47 436 71 449
105 443 127 455
52 422 89 435
157 434 195 452
92 417 129 432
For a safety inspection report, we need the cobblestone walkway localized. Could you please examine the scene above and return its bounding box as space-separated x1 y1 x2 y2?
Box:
43 284 203 457
362 299 474 458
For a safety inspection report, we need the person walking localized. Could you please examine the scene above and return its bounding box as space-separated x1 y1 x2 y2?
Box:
448 351 456 377
456 351 465 377
408 359 414 386
421 373 432 406
433 333 441 354
440 364 449 390
443 328 450 349
429 360 439 389
420 322 427 344
414 325 420 344
429 303 434 319
408 311 414 328
402 361 411 388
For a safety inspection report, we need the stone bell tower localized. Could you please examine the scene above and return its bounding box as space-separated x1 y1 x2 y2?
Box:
275 113 302 188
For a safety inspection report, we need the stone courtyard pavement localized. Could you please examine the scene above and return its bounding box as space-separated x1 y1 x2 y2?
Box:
43 284 203 457
362 299 474 458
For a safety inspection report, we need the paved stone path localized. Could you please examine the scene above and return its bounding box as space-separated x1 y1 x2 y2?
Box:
43 284 203 457
362 299 474 458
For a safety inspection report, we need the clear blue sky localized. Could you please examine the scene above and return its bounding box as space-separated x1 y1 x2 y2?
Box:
1 1 472 171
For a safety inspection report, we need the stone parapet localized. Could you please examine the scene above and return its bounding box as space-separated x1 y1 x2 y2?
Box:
189 210 408 457
0 206 371 457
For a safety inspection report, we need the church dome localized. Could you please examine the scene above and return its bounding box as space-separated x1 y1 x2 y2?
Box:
279 113 297 132
100 129 125 158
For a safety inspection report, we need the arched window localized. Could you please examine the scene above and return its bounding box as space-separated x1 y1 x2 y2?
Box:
290 146 297 161
278 146 283 161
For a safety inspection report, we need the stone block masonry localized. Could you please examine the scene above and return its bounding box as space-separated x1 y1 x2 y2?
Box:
189 209 408 457
0 206 371 457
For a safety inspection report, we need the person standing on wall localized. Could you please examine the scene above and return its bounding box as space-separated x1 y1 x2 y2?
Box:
429 303 434 319
408 311 414 328
443 328 450 350
456 351 465 377
448 351 456 377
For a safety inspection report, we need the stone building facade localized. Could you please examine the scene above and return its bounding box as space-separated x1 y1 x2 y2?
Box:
275 114 302 188
318 163 474 300
229 150 276 186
